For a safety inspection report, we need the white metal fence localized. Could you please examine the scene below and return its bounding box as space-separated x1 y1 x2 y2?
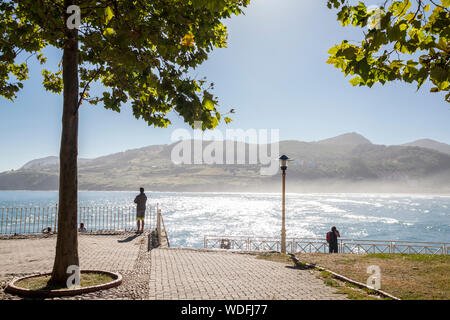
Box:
204 235 449 255
0 205 157 235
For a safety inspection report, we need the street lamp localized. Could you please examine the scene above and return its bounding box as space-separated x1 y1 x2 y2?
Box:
279 155 291 254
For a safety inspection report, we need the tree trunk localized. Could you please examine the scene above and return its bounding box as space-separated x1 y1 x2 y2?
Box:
49 0 79 285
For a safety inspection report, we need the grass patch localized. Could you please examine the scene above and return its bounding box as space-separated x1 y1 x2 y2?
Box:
14 273 115 291
317 270 384 300
256 253 386 300
296 253 450 300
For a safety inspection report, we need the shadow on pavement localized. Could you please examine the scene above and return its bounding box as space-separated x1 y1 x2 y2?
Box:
117 233 140 243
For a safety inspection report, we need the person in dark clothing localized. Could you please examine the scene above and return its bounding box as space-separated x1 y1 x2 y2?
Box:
78 222 87 232
134 187 147 233
327 226 340 253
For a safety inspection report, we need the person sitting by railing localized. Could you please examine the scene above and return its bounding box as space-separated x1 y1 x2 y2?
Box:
220 238 231 249
78 222 87 232
42 227 52 235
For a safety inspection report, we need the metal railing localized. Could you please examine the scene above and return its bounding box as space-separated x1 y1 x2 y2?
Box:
155 205 170 248
0 205 157 236
161 213 170 247
204 235 449 255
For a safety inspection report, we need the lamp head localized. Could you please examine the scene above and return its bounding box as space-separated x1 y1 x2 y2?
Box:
279 155 291 172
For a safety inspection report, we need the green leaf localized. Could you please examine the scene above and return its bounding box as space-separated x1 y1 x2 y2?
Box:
202 98 215 111
103 28 116 36
349 77 361 86
105 7 114 24
41 69 63 94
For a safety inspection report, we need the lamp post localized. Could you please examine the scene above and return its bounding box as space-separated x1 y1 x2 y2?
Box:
279 155 291 254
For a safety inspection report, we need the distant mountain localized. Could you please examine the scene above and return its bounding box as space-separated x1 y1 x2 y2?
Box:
316 132 372 146
1 133 450 193
20 156 92 170
402 139 450 155
20 156 59 170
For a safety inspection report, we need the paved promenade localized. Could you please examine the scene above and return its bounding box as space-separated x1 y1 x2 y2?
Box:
0 234 347 300
149 248 347 300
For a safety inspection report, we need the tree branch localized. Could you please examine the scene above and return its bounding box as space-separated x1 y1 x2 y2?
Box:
75 67 102 114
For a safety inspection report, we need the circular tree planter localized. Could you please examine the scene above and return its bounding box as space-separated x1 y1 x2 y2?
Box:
6 270 122 298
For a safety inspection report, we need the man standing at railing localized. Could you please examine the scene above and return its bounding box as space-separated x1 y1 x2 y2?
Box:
326 226 340 253
134 187 147 233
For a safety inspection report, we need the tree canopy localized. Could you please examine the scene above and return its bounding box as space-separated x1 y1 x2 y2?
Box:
0 0 249 128
326 0 449 102
1 0 249 285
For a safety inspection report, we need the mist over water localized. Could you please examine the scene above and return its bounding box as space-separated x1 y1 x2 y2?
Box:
0 191 449 247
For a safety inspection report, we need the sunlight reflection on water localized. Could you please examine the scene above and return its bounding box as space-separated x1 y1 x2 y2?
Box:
0 191 449 247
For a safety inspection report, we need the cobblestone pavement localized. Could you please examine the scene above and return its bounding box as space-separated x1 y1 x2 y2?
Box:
1 236 348 300
0 232 150 300
0 233 142 274
149 248 348 300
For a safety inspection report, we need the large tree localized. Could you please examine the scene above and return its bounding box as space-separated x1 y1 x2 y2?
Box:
326 0 449 102
0 0 248 285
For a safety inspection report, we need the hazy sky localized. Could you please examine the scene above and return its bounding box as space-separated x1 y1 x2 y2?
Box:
0 0 449 172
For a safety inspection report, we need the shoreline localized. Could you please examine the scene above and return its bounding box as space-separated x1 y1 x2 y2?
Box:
0 189 450 197
1 190 450 197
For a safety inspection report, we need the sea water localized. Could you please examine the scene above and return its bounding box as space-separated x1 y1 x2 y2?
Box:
0 191 449 248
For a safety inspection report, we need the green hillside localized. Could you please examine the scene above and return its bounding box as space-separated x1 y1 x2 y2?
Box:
2 134 450 193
